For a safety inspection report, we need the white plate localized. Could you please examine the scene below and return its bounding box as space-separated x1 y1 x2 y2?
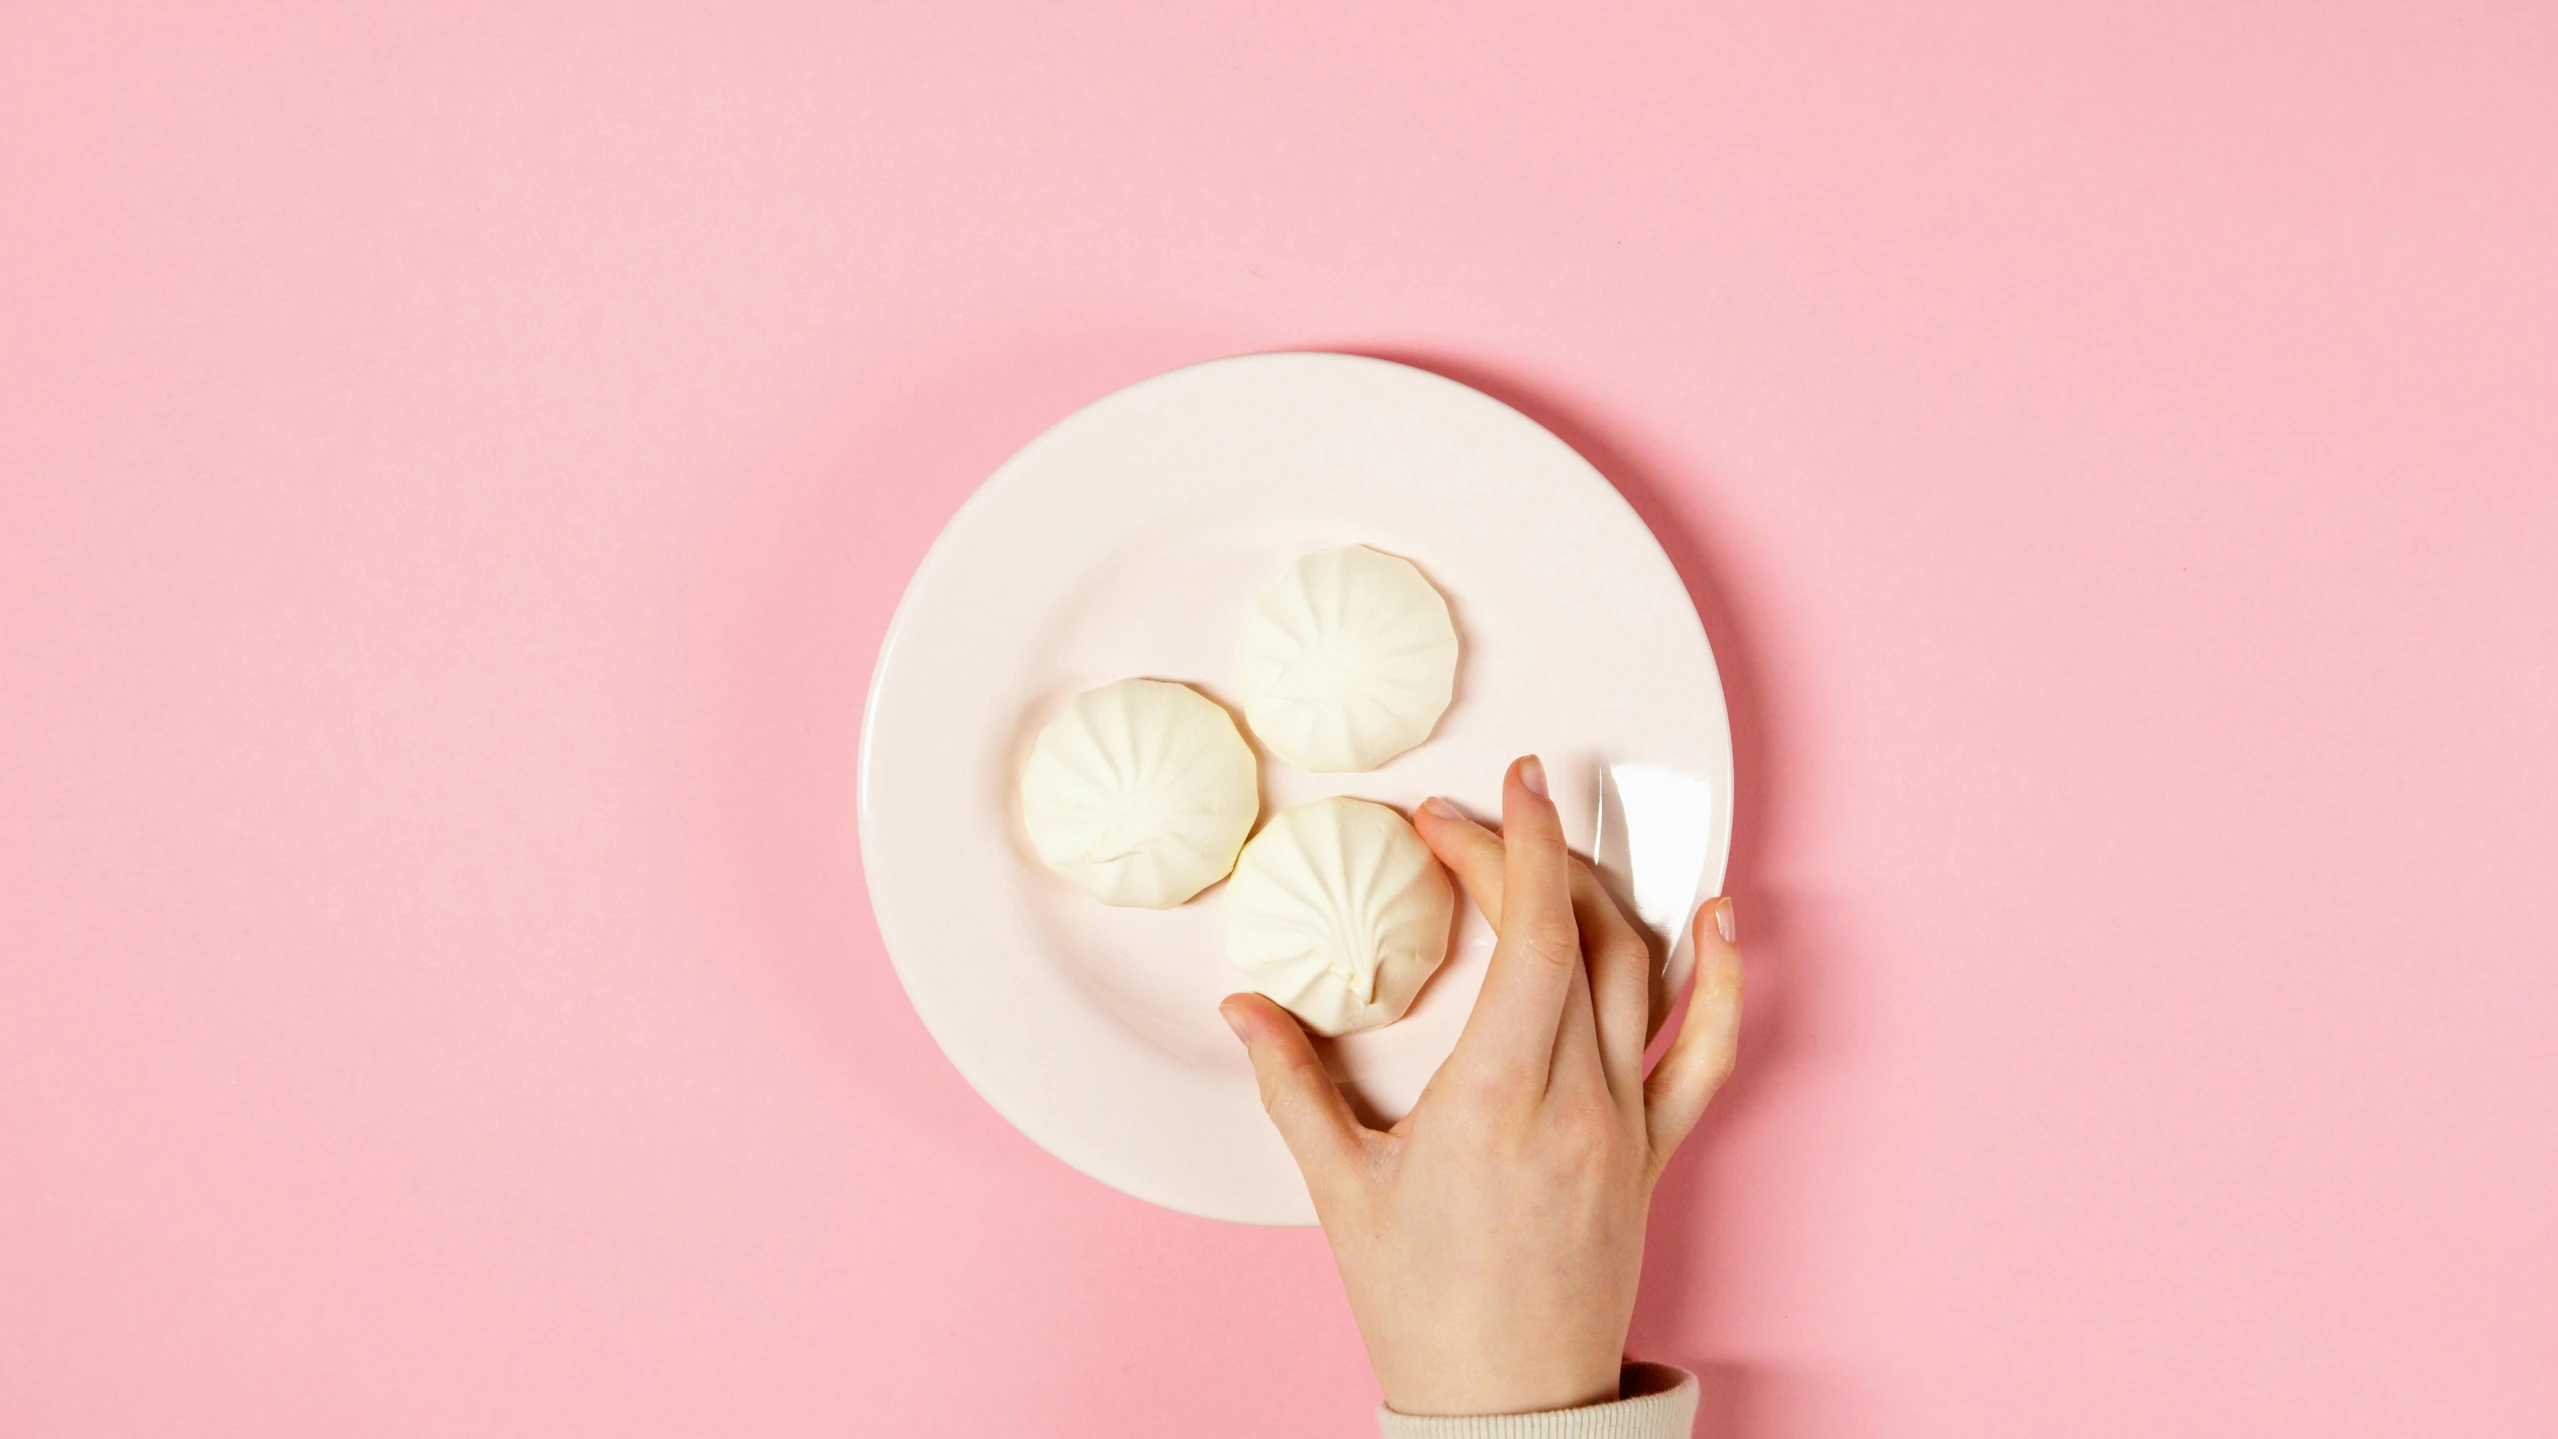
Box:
859 353 1731 1225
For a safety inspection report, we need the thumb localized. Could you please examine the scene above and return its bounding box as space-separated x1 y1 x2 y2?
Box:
1221 993 1370 1193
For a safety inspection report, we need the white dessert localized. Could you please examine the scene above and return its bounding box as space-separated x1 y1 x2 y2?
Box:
1236 545 1459 773
1019 679 1259 908
1223 797 1455 1036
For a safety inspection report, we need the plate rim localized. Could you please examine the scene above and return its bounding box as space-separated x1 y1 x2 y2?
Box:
857 350 1732 1224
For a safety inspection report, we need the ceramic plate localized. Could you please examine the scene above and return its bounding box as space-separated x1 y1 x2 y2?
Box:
859 353 1730 1225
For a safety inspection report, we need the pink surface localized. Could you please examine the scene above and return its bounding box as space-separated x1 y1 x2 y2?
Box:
3 2 2553 1435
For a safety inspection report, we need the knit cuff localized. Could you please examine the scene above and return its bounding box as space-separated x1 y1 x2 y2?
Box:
1375 1363 1697 1439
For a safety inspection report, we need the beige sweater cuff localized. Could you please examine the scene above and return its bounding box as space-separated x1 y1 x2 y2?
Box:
1375 1363 1698 1439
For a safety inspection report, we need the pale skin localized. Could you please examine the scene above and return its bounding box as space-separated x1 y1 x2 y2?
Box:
1219 754 1746 1418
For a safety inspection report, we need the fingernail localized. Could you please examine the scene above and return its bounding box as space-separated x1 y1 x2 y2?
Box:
1418 796 1462 820
1220 1000 1250 1044
1517 755 1548 798
1711 896 1737 945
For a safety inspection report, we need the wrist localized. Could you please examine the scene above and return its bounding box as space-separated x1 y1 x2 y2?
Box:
1377 1354 1622 1418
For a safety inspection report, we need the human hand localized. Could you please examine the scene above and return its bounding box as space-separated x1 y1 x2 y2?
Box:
1219 755 1745 1417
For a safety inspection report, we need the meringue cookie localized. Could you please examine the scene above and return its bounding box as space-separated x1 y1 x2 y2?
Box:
1020 679 1258 908
1236 545 1458 773
1223 797 1455 1035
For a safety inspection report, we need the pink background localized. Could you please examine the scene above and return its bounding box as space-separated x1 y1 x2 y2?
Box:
4 3 2553 1435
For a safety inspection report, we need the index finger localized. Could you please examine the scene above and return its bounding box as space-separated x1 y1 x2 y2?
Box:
1443 755 1581 1093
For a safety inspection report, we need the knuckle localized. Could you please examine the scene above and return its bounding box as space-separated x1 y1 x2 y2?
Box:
1522 836 1571 873
1699 1067 1733 1103
1516 920 1582 967
1700 1043 1739 1090
1449 1069 1536 1121
1668 1039 1737 1102
1258 1056 1327 1119
1560 1093 1619 1138
1554 1109 1622 1168
1254 1068 1302 1117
